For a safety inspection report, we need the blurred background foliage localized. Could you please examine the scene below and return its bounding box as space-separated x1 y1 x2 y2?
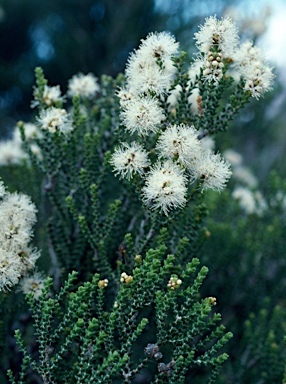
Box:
1 0 286 382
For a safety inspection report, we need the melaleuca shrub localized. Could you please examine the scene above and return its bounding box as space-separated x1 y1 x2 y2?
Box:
0 14 277 383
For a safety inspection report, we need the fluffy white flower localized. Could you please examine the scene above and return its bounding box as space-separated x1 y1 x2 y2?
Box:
232 186 267 216
142 161 187 215
233 165 258 188
68 73 100 98
244 65 274 99
1 192 37 226
126 56 175 96
0 123 42 166
19 271 45 300
0 250 22 291
138 31 179 61
194 15 239 58
111 142 150 180
233 41 265 69
193 150 232 192
125 32 178 95
37 107 73 134
117 88 136 107
232 186 255 214
43 85 64 106
156 124 202 166
0 140 25 165
17 247 41 275
0 183 39 291
0 193 37 252
121 96 165 136
233 41 274 99
32 85 65 108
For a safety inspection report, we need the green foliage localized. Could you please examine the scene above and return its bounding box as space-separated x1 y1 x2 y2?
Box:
199 170 286 382
9 249 231 383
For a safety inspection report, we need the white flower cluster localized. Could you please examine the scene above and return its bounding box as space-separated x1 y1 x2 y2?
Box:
190 15 274 97
19 271 45 300
0 140 25 166
29 73 99 137
232 186 267 216
110 142 150 180
223 148 267 216
192 149 232 192
0 180 40 291
111 31 233 215
193 15 239 83
233 41 274 99
0 123 41 166
125 32 179 96
0 72 101 165
156 124 201 166
68 73 100 99
117 32 179 139
37 107 73 134
112 123 232 215
194 15 239 58
32 85 65 108
120 95 165 136
142 161 188 214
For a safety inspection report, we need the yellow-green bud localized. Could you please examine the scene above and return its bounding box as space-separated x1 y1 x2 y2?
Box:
134 255 142 263
98 279 108 288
